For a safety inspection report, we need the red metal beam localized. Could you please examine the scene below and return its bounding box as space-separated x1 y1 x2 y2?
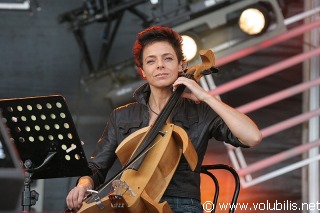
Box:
216 19 320 66
210 47 320 96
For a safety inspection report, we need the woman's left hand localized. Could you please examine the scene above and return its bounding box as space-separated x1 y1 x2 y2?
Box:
172 76 210 103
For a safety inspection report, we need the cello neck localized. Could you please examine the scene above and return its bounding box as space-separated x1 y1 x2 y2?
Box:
155 83 186 125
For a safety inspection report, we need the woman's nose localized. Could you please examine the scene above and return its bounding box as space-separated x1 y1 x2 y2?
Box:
157 60 164 69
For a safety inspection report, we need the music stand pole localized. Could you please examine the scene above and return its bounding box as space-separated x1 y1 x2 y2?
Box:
21 160 38 213
21 152 56 212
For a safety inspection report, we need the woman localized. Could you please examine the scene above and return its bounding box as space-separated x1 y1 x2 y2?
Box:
66 26 262 213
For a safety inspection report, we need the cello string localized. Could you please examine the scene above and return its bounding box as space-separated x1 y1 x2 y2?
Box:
121 136 163 179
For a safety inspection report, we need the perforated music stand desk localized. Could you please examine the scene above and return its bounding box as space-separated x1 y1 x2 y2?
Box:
0 95 91 179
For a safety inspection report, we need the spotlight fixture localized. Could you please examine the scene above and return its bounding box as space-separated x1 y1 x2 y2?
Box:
181 33 203 62
238 5 271 36
182 35 197 61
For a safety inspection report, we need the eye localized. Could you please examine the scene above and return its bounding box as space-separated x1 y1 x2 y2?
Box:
146 60 155 64
164 57 173 61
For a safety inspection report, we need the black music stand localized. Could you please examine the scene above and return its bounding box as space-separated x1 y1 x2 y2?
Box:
0 95 92 213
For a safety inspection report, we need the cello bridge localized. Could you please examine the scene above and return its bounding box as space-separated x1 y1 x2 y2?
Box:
112 180 136 196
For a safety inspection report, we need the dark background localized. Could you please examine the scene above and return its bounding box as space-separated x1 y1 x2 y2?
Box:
0 0 309 212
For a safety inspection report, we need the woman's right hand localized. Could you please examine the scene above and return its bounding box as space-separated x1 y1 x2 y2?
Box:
66 177 93 212
66 185 88 212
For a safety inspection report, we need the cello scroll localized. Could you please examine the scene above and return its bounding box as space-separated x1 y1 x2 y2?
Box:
182 49 218 82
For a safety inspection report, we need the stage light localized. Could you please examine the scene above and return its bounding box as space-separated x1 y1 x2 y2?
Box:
181 35 198 61
238 6 271 36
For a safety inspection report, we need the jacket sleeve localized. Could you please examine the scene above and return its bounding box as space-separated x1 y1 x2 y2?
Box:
88 110 119 189
211 116 250 148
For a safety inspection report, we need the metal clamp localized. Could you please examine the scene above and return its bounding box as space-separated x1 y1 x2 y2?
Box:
86 189 104 210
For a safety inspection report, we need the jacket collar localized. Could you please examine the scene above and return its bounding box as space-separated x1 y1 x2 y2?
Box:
133 82 150 105
133 82 176 106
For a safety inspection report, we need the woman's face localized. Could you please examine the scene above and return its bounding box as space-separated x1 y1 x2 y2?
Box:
141 41 181 88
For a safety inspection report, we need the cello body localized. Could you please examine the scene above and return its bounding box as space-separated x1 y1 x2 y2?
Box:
78 123 197 213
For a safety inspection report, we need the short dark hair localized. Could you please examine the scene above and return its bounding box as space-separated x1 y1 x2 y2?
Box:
133 26 186 69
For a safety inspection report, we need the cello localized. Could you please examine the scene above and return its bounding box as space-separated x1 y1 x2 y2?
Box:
77 49 217 213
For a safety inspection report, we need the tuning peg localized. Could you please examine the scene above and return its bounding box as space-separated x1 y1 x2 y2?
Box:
201 67 219 75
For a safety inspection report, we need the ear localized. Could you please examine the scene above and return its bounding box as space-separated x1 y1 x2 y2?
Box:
138 67 147 80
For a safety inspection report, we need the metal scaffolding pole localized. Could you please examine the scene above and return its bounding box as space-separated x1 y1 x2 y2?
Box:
303 1 320 212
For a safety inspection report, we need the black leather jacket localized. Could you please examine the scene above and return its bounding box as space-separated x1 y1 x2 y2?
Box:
88 83 248 201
